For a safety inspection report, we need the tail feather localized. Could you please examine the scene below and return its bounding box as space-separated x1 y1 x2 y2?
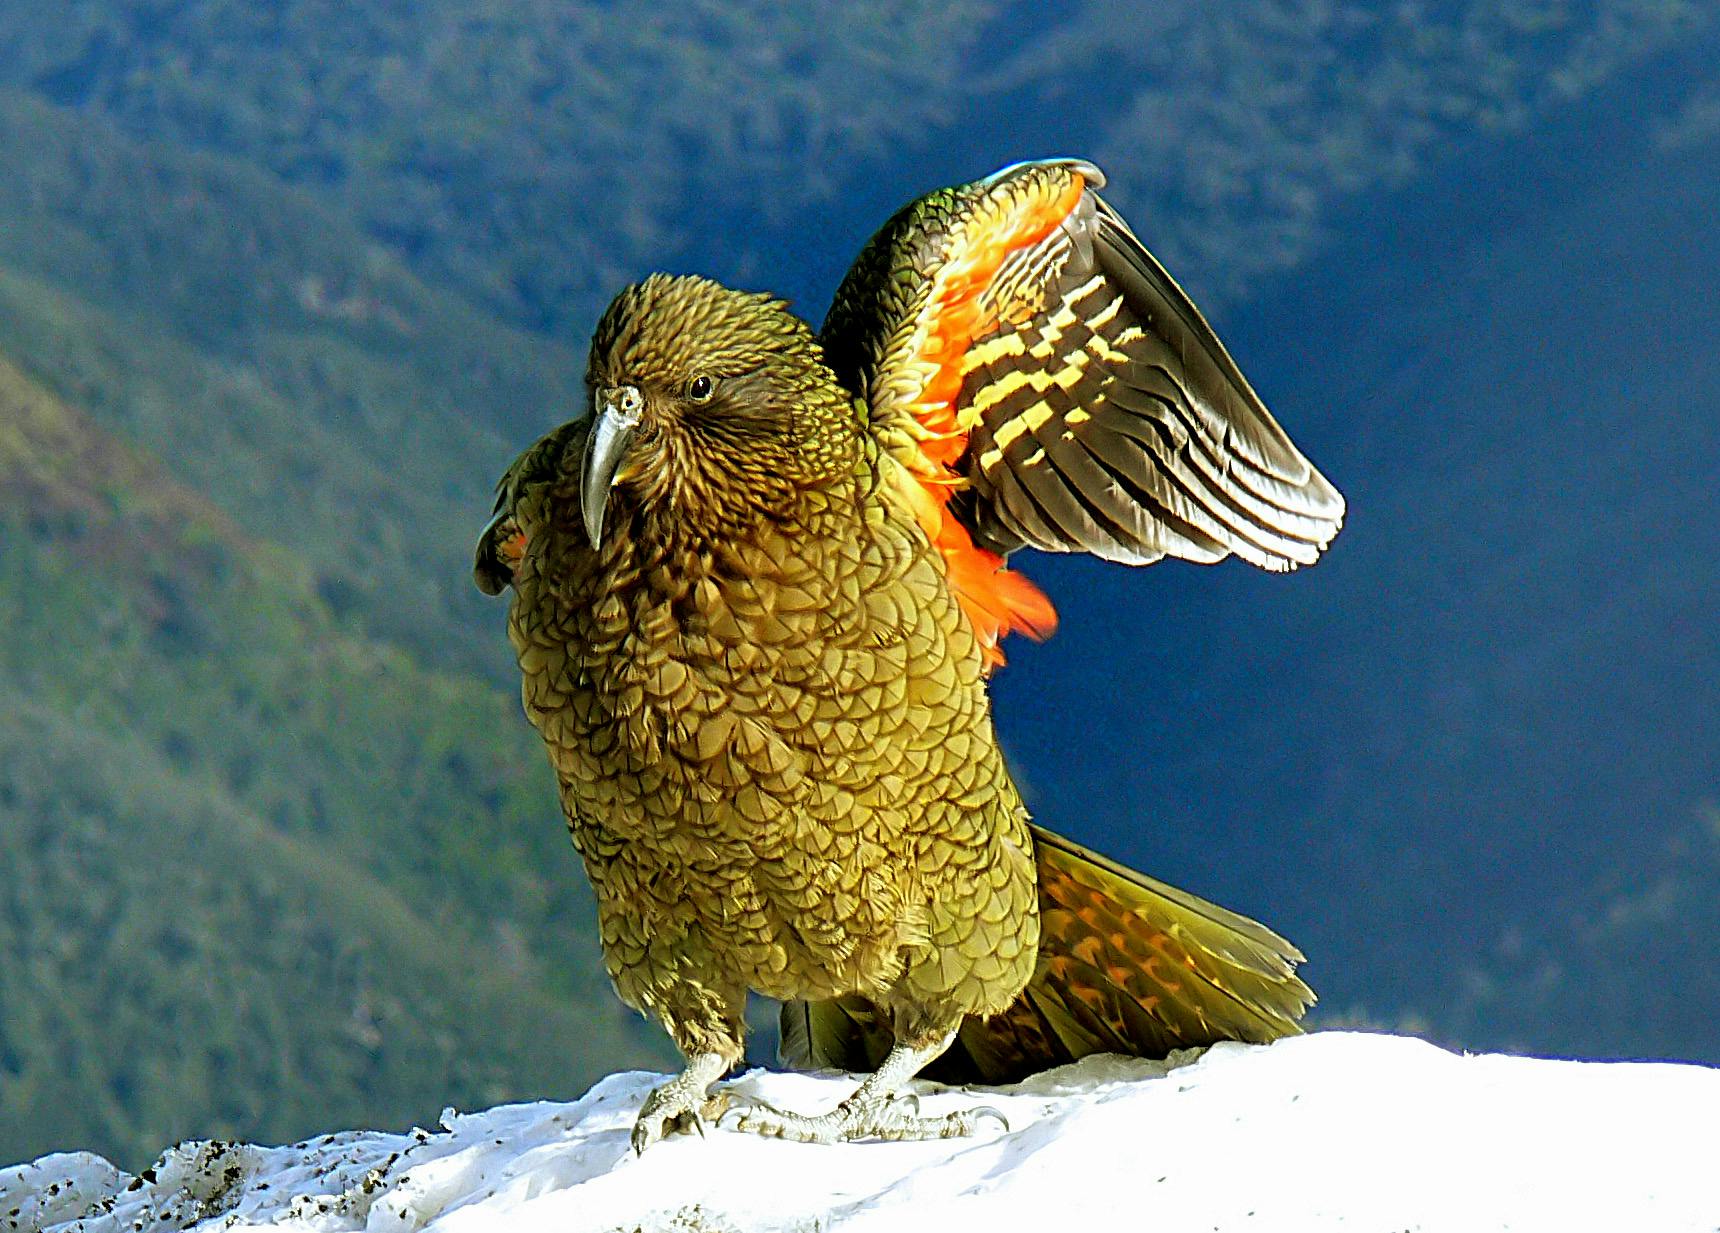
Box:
780 824 1313 1083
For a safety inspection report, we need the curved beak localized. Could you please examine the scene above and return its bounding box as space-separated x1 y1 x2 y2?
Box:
581 386 643 548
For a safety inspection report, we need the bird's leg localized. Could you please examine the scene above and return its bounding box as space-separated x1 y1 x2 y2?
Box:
724 1029 1007 1144
631 985 746 1153
631 1051 732 1154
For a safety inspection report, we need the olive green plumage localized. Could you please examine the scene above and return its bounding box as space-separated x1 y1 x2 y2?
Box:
489 274 1040 1065
477 160 1340 1146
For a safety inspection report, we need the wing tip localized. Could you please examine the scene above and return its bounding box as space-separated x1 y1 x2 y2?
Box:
981 156 1107 192
474 509 524 595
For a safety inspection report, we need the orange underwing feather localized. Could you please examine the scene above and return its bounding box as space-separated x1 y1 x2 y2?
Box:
895 173 1085 667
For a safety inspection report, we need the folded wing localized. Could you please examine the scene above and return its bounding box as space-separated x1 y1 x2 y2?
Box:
473 418 587 595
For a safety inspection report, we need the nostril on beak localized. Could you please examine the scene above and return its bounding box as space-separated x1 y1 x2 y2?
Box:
581 386 643 548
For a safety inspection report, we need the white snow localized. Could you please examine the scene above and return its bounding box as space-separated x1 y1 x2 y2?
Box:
5 1032 1717 1233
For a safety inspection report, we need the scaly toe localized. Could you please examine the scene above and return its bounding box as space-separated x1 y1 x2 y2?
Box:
722 1092 1004 1145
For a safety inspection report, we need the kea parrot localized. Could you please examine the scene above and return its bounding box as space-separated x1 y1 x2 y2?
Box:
474 158 1344 1150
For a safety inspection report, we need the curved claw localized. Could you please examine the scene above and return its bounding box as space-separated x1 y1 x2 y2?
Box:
631 1053 730 1154
965 1104 1010 1134
632 1107 705 1155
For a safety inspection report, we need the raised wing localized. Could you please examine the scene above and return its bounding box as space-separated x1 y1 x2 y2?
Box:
822 159 1344 660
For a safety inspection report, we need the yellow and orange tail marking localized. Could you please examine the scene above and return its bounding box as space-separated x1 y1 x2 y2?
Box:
904 171 1084 667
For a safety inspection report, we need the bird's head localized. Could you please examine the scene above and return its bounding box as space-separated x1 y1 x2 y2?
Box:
578 273 856 548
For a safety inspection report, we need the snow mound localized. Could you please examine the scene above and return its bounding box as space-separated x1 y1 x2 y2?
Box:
4 1033 1717 1233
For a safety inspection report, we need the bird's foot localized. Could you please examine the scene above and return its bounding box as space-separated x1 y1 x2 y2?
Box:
631 1053 732 1154
722 1089 1008 1144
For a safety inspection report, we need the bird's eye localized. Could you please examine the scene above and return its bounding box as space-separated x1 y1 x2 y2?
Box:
686 375 714 403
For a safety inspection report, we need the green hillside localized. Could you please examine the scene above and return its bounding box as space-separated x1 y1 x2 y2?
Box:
0 89 593 677
0 3 992 332
0 75 677 1170
0 3 1697 330
0 352 666 1167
